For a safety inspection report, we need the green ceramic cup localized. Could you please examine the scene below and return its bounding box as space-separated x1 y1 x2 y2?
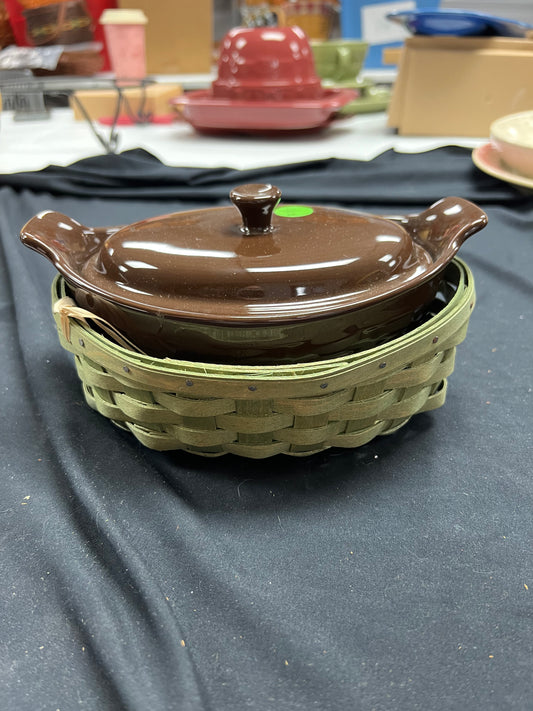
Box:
311 39 368 84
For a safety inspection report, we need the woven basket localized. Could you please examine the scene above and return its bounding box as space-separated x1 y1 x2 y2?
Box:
51 259 475 458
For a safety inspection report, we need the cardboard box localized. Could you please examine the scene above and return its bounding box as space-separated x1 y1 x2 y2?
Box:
382 47 402 65
117 0 213 75
387 36 533 137
70 83 182 121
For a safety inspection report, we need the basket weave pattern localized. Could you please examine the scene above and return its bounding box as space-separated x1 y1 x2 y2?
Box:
52 260 475 458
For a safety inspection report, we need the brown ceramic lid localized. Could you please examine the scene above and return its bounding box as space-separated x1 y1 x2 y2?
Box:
22 184 488 324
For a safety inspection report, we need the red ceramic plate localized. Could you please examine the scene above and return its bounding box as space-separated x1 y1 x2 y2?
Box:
170 88 357 134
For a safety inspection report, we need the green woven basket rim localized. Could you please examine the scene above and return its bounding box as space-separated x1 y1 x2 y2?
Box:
52 258 474 385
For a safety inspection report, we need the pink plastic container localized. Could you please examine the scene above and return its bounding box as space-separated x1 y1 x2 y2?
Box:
100 8 148 84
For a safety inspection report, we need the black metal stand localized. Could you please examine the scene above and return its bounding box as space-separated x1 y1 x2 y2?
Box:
0 73 155 154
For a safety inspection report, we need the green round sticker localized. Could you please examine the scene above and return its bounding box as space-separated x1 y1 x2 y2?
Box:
274 205 314 218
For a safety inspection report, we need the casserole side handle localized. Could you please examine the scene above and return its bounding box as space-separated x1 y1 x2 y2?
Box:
20 210 122 273
384 197 488 261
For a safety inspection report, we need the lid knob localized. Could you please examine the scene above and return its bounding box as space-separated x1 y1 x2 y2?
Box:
230 184 281 236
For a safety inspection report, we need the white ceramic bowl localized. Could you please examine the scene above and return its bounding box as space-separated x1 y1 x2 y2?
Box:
490 111 533 178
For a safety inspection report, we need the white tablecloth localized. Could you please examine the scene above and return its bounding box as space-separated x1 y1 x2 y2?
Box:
0 108 487 173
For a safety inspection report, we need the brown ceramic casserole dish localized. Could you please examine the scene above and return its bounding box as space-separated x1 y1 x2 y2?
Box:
20 184 487 364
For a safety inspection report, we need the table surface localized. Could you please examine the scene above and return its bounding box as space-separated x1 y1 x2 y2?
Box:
0 107 488 173
1 105 531 711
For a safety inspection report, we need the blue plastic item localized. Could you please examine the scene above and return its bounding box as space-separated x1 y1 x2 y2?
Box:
339 0 440 69
386 9 533 38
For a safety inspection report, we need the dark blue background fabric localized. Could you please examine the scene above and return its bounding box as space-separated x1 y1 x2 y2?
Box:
0 145 526 204
1 147 532 711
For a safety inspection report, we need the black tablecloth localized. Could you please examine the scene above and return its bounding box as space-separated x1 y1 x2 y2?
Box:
1 147 532 711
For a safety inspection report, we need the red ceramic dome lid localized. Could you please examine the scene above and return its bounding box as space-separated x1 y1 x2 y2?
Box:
212 26 322 100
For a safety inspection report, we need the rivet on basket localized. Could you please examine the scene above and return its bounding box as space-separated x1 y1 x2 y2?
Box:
78 338 85 347
248 385 257 391
320 383 328 389
432 336 439 344
185 380 193 387
123 365 130 373
378 362 387 369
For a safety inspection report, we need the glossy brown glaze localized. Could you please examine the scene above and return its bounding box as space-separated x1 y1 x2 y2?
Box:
20 185 487 364
67 275 443 364
230 183 281 234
